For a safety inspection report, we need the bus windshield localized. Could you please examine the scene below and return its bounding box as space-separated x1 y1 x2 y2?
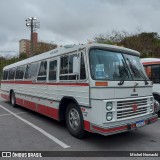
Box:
89 48 148 81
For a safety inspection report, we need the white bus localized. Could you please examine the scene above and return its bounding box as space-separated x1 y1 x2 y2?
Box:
1 43 158 138
141 58 160 115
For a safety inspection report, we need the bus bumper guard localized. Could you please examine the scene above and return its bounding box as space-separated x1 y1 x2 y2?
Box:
90 114 158 136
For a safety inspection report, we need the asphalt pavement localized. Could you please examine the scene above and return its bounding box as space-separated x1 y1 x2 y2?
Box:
0 97 160 159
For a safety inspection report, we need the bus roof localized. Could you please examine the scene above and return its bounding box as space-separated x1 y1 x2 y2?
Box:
3 43 140 70
141 58 160 65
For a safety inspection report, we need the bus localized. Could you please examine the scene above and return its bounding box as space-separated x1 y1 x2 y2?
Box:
0 43 158 138
141 58 160 115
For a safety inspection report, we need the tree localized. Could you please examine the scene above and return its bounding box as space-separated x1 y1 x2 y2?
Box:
94 31 160 58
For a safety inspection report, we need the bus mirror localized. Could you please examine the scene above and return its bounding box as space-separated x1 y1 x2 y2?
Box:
73 56 80 75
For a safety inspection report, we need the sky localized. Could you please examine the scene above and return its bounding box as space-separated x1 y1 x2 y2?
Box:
0 0 160 57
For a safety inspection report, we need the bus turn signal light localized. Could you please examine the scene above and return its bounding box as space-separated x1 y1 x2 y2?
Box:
95 82 108 86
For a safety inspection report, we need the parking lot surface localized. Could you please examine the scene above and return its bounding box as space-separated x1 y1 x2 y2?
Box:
0 97 160 159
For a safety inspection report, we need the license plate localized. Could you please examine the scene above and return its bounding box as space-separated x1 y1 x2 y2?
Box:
136 120 145 128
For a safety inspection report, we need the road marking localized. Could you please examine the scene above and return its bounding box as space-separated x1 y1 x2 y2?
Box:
0 105 70 149
0 112 27 117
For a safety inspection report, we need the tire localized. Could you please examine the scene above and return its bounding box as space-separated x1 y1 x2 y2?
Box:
154 96 160 117
65 103 85 138
10 91 17 108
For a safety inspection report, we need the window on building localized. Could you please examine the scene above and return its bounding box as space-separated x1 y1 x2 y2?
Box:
3 70 8 80
37 61 47 81
49 60 57 81
8 68 16 80
15 66 26 79
25 63 39 79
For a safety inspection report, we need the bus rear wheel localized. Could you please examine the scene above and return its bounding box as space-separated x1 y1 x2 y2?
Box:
65 103 85 139
10 91 17 108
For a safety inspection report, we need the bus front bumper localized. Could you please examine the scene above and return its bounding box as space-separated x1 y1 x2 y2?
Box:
90 114 158 136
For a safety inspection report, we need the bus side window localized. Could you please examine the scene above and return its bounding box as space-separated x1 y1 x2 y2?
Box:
25 63 39 79
15 66 26 79
49 60 57 81
8 68 16 80
37 61 47 81
60 56 68 74
3 70 8 80
80 52 86 80
60 54 78 80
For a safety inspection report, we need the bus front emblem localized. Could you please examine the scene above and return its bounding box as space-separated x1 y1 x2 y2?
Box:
132 104 138 112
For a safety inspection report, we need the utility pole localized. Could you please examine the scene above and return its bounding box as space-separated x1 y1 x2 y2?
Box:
25 17 40 57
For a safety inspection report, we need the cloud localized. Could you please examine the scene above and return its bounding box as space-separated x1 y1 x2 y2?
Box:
0 0 160 56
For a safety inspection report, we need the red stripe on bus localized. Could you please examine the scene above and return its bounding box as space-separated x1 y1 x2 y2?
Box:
84 120 93 132
0 81 89 86
16 98 23 106
24 100 37 111
1 94 9 101
92 125 128 133
12 96 59 121
142 61 160 65
150 117 158 122
37 104 59 120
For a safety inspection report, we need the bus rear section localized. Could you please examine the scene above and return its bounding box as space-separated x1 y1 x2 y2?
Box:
0 44 158 138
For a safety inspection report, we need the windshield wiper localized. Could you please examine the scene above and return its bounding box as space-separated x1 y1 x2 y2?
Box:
118 66 129 85
118 61 129 85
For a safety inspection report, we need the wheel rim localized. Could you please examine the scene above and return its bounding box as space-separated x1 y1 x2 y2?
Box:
68 108 80 130
11 93 15 105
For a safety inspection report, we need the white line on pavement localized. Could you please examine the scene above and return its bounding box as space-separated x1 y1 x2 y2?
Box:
0 105 70 149
0 112 27 117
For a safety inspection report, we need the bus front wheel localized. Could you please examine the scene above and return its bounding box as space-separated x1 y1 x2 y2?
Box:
65 103 85 139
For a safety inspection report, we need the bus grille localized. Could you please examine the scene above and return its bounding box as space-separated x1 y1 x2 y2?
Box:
117 98 148 119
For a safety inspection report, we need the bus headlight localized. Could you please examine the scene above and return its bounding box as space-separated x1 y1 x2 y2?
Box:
106 102 113 111
150 104 154 112
150 97 154 104
106 112 113 121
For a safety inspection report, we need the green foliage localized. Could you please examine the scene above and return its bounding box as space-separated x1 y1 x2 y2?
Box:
0 53 27 80
94 31 160 58
33 42 57 56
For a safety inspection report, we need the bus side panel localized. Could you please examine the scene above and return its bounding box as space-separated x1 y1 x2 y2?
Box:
15 92 60 120
55 84 90 107
1 83 10 101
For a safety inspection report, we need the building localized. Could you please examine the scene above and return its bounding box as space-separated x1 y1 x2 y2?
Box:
19 39 30 57
19 32 57 57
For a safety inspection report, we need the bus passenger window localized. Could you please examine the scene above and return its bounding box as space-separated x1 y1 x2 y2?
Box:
37 61 47 81
3 70 8 80
60 56 68 74
25 63 39 79
60 54 78 80
8 68 16 80
15 66 26 79
49 60 57 81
